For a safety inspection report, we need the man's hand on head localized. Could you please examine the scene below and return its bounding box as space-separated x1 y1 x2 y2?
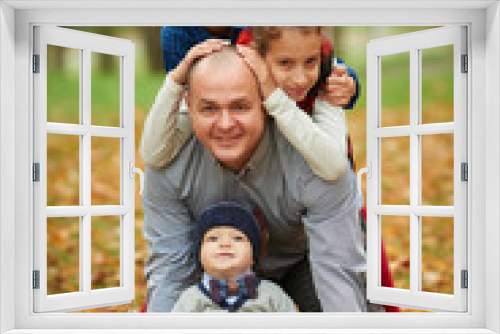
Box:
318 65 356 108
170 39 230 86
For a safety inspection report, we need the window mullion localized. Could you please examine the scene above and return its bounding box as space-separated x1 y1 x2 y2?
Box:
81 48 91 206
81 48 92 294
409 47 421 295
122 51 135 292
46 123 129 137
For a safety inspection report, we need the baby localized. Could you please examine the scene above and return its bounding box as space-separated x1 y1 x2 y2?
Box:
172 202 297 312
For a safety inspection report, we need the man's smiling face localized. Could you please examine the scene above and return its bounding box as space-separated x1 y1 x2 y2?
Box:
186 50 266 172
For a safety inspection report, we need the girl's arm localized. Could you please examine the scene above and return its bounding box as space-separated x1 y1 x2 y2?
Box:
264 89 348 181
140 75 192 168
237 44 348 181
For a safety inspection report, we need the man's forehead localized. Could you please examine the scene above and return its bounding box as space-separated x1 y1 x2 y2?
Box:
197 47 242 66
192 51 252 80
190 53 260 100
196 94 260 106
198 95 253 104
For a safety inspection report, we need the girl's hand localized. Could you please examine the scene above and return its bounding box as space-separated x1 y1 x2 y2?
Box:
318 65 356 108
236 45 277 100
170 39 230 85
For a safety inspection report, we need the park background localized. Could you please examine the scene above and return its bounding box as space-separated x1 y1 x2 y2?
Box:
45 26 454 313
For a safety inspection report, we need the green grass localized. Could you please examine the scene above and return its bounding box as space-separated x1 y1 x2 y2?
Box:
354 64 454 110
48 67 453 120
47 70 166 124
47 43 454 122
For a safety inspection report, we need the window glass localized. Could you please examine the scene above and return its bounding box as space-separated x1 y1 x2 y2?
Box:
421 133 454 206
381 136 410 205
47 134 80 206
47 217 80 295
91 137 121 206
47 45 80 124
421 216 454 294
91 52 121 127
381 52 410 127
421 45 454 124
381 215 410 290
91 216 121 290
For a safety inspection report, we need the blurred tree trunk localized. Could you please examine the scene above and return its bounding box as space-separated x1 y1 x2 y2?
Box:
336 27 346 58
327 27 347 60
48 44 65 71
97 27 117 73
145 27 164 73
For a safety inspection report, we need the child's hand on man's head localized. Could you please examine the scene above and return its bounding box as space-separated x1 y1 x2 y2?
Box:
170 39 230 86
319 65 356 108
236 45 277 101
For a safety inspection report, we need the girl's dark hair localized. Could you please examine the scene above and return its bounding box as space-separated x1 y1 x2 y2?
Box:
249 26 333 101
312 38 333 99
250 26 322 56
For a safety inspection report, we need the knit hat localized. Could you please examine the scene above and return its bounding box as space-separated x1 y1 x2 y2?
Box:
193 202 262 269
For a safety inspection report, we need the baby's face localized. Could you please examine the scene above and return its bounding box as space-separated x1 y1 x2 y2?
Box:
200 226 253 280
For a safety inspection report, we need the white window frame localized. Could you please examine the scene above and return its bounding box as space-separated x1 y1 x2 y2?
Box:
0 1 499 333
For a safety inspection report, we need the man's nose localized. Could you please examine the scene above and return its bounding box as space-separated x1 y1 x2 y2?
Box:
217 110 235 130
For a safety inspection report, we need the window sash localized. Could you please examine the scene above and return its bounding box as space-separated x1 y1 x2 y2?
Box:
366 26 468 312
32 25 136 312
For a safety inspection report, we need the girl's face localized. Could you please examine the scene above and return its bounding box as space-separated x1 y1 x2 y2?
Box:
263 29 322 102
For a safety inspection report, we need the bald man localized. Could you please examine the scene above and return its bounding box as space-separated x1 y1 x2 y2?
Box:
142 47 367 312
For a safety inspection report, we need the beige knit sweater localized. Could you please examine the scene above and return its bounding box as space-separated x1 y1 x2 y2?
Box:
172 279 297 312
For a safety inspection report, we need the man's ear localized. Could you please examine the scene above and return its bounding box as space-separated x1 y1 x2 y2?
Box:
184 91 190 109
184 91 194 117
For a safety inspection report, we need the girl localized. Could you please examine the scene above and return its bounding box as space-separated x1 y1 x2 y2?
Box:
141 26 350 181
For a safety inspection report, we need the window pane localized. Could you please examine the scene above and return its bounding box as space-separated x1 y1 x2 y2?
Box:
381 136 410 205
47 45 80 124
47 134 80 206
421 45 454 124
381 52 410 127
421 216 454 294
91 216 121 290
91 52 120 127
91 137 121 205
421 133 454 206
381 215 410 290
47 217 80 295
